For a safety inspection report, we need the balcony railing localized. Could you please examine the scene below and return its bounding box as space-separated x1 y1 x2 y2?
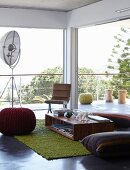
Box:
0 72 129 111
0 73 63 110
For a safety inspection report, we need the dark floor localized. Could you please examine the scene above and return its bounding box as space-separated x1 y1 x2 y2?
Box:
1 101 130 170
1 133 130 170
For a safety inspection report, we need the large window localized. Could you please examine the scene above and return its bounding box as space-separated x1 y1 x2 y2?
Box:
78 19 130 100
0 28 63 74
0 27 63 106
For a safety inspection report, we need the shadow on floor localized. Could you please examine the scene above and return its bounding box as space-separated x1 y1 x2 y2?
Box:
81 154 130 170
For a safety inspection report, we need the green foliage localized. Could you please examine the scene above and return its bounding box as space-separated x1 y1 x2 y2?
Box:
21 67 63 104
21 66 108 103
78 67 95 93
78 67 105 100
106 27 130 98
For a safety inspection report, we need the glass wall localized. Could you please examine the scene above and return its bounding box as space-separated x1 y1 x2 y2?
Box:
0 27 63 108
78 19 130 102
0 27 63 74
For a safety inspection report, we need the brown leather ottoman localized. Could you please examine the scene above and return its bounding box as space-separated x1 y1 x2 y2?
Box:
81 131 130 158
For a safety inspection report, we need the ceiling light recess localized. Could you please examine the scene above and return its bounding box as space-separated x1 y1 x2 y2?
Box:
115 7 130 13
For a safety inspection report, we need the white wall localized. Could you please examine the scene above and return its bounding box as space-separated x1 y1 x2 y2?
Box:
0 8 67 29
67 0 130 28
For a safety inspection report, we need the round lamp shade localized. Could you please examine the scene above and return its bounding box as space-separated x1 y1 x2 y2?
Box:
0 31 20 68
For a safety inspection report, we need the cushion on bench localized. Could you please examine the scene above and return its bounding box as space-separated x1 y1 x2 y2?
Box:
93 113 130 128
81 131 130 158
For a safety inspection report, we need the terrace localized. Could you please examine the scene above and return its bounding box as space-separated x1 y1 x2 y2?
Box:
0 72 129 116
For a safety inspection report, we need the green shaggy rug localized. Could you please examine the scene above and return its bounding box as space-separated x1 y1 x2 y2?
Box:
15 119 89 160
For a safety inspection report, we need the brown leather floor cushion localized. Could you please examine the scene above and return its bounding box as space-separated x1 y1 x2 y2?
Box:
81 131 130 158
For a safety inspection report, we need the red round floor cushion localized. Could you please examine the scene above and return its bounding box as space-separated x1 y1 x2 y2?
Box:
0 108 36 136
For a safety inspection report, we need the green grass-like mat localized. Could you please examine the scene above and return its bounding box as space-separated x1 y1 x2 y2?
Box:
15 119 90 160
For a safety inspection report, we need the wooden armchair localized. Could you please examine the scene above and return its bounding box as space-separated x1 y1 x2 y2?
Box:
45 83 71 113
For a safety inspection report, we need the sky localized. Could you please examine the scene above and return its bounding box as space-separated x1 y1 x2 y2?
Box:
0 28 63 75
0 19 129 75
78 19 130 72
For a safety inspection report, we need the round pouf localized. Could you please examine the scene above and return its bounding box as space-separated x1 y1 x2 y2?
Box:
0 108 36 136
79 93 93 104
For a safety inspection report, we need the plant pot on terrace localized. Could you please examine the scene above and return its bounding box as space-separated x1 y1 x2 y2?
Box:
118 89 127 104
105 89 113 103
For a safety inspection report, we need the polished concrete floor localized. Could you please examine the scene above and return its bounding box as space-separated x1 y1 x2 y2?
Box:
1 101 130 170
1 133 130 170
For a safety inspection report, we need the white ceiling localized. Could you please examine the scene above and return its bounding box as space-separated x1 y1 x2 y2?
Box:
0 0 102 12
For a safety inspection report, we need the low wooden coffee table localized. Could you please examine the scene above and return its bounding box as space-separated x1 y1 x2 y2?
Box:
45 113 114 141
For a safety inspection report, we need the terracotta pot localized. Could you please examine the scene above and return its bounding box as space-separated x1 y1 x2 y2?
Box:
118 90 127 104
105 89 113 102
